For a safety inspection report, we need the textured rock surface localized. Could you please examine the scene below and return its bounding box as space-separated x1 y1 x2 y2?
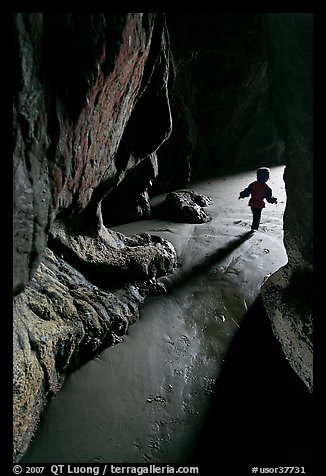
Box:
102 152 159 226
13 12 175 462
261 265 313 392
13 246 155 461
13 13 171 296
261 14 313 391
48 220 177 287
153 189 212 223
14 228 177 462
13 232 177 463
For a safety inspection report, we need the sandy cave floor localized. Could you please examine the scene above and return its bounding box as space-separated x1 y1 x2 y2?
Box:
21 165 313 466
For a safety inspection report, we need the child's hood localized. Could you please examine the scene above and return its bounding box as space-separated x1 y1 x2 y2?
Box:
256 167 270 183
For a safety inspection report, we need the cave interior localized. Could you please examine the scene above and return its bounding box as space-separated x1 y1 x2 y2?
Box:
12 12 313 467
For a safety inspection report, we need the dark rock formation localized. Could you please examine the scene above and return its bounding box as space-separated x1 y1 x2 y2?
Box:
14 232 176 460
152 189 212 223
260 13 313 392
13 247 144 459
152 13 285 194
13 13 171 296
48 219 177 288
13 13 176 462
101 152 159 226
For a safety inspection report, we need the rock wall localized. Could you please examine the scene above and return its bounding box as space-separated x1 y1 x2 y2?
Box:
13 13 176 461
260 13 313 392
13 13 172 296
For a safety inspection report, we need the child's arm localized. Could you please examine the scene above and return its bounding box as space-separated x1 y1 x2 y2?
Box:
264 187 277 204
239 185 251 199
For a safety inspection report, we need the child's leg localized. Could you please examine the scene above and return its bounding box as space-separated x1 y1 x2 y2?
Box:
251 208 262 230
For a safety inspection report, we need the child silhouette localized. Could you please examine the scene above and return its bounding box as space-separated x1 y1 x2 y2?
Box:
239 167 277 231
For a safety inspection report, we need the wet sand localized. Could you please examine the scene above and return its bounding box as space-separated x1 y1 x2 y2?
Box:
21 165 311 466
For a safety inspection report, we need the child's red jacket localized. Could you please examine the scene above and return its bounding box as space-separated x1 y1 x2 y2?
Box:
239 181 277 208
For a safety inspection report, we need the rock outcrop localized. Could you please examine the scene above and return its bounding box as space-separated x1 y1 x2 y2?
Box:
14 227 177 460
101 152 159 226
13 13 171 296
13 13 176 462
260 13 313 392
152 189 212 223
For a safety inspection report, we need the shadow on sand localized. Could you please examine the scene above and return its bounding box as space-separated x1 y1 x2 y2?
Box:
187 295 313 469
162 230 254 293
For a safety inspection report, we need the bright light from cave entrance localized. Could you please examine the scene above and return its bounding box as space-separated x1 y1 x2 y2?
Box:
113 163 288 307
236 164 287 233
